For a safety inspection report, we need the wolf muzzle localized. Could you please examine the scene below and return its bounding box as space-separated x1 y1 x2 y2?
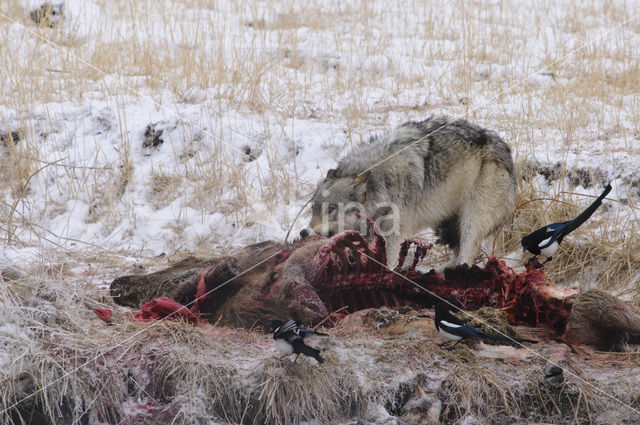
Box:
299 228 334 238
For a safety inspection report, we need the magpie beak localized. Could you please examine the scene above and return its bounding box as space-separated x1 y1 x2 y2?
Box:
271 319 329 364
521 183 611 266
434 302 537 348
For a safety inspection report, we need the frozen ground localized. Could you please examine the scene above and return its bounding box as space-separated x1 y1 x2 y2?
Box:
2 2 640 423
2 1 640 288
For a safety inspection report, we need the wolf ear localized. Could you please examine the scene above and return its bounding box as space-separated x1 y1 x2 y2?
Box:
324 169 337 181
351 170 370 203
353 170 369 184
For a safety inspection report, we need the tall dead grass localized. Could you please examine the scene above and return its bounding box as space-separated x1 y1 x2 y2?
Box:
489 165 640 299
0 267 369 425
1 2 640 424
1 0 639 277
438 365 607 424
3 268 639 424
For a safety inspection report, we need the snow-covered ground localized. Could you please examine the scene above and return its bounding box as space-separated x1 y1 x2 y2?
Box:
2 3 640 423
1 0 640 286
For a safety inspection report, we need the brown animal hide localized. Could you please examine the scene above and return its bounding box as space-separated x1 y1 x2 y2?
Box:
110 256 216 308
563 289 640 351
109 230 640 350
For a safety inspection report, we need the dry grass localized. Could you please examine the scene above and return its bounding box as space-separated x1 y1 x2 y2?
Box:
0 0 640 280
253 356 365 424
2 271 640 424
2 1 640 422
488 166 640 298
1 0 639 273
437 364 607 424
0 268 369 425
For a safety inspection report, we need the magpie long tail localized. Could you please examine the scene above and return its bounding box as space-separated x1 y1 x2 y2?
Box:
479 331 538 344
298 345 325 363
563 183 612 236
514 337 538 344
299 329 329 337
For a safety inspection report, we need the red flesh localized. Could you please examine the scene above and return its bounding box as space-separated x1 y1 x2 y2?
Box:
131 216 577 332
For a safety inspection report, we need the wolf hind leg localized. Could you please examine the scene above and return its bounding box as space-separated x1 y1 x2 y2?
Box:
435 216 461 269
456 192 504 266
456 165 515 266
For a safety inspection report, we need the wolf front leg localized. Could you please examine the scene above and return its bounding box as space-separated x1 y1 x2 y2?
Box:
455 164 515 267
383 234 401 270
455 220 481 266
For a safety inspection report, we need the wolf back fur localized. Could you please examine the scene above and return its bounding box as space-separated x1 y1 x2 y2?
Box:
306 116 517 268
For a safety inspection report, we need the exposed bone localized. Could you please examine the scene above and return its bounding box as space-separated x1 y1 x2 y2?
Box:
109 228 640 350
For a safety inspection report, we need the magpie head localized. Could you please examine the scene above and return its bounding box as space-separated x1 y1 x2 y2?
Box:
271 320 284 332
434 302 455 318
520 234 535 253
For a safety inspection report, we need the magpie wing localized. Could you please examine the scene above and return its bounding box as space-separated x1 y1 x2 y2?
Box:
274 319 297 337
439 320 482 339
442 317 539 344
447 314 466 326
560 183 612 238
460 324 484 339
522 225 557 252
537 223 566 249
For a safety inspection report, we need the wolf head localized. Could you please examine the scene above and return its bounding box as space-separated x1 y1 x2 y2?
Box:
303 169 370 238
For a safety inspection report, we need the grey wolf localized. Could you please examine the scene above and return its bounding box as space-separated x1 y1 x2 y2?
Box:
521 183 611 267
272 319 329 363
302 116 517 268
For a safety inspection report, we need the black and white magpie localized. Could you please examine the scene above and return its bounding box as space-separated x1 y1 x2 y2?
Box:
521 183 612 267
434 302 537 347
271 319 329 363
